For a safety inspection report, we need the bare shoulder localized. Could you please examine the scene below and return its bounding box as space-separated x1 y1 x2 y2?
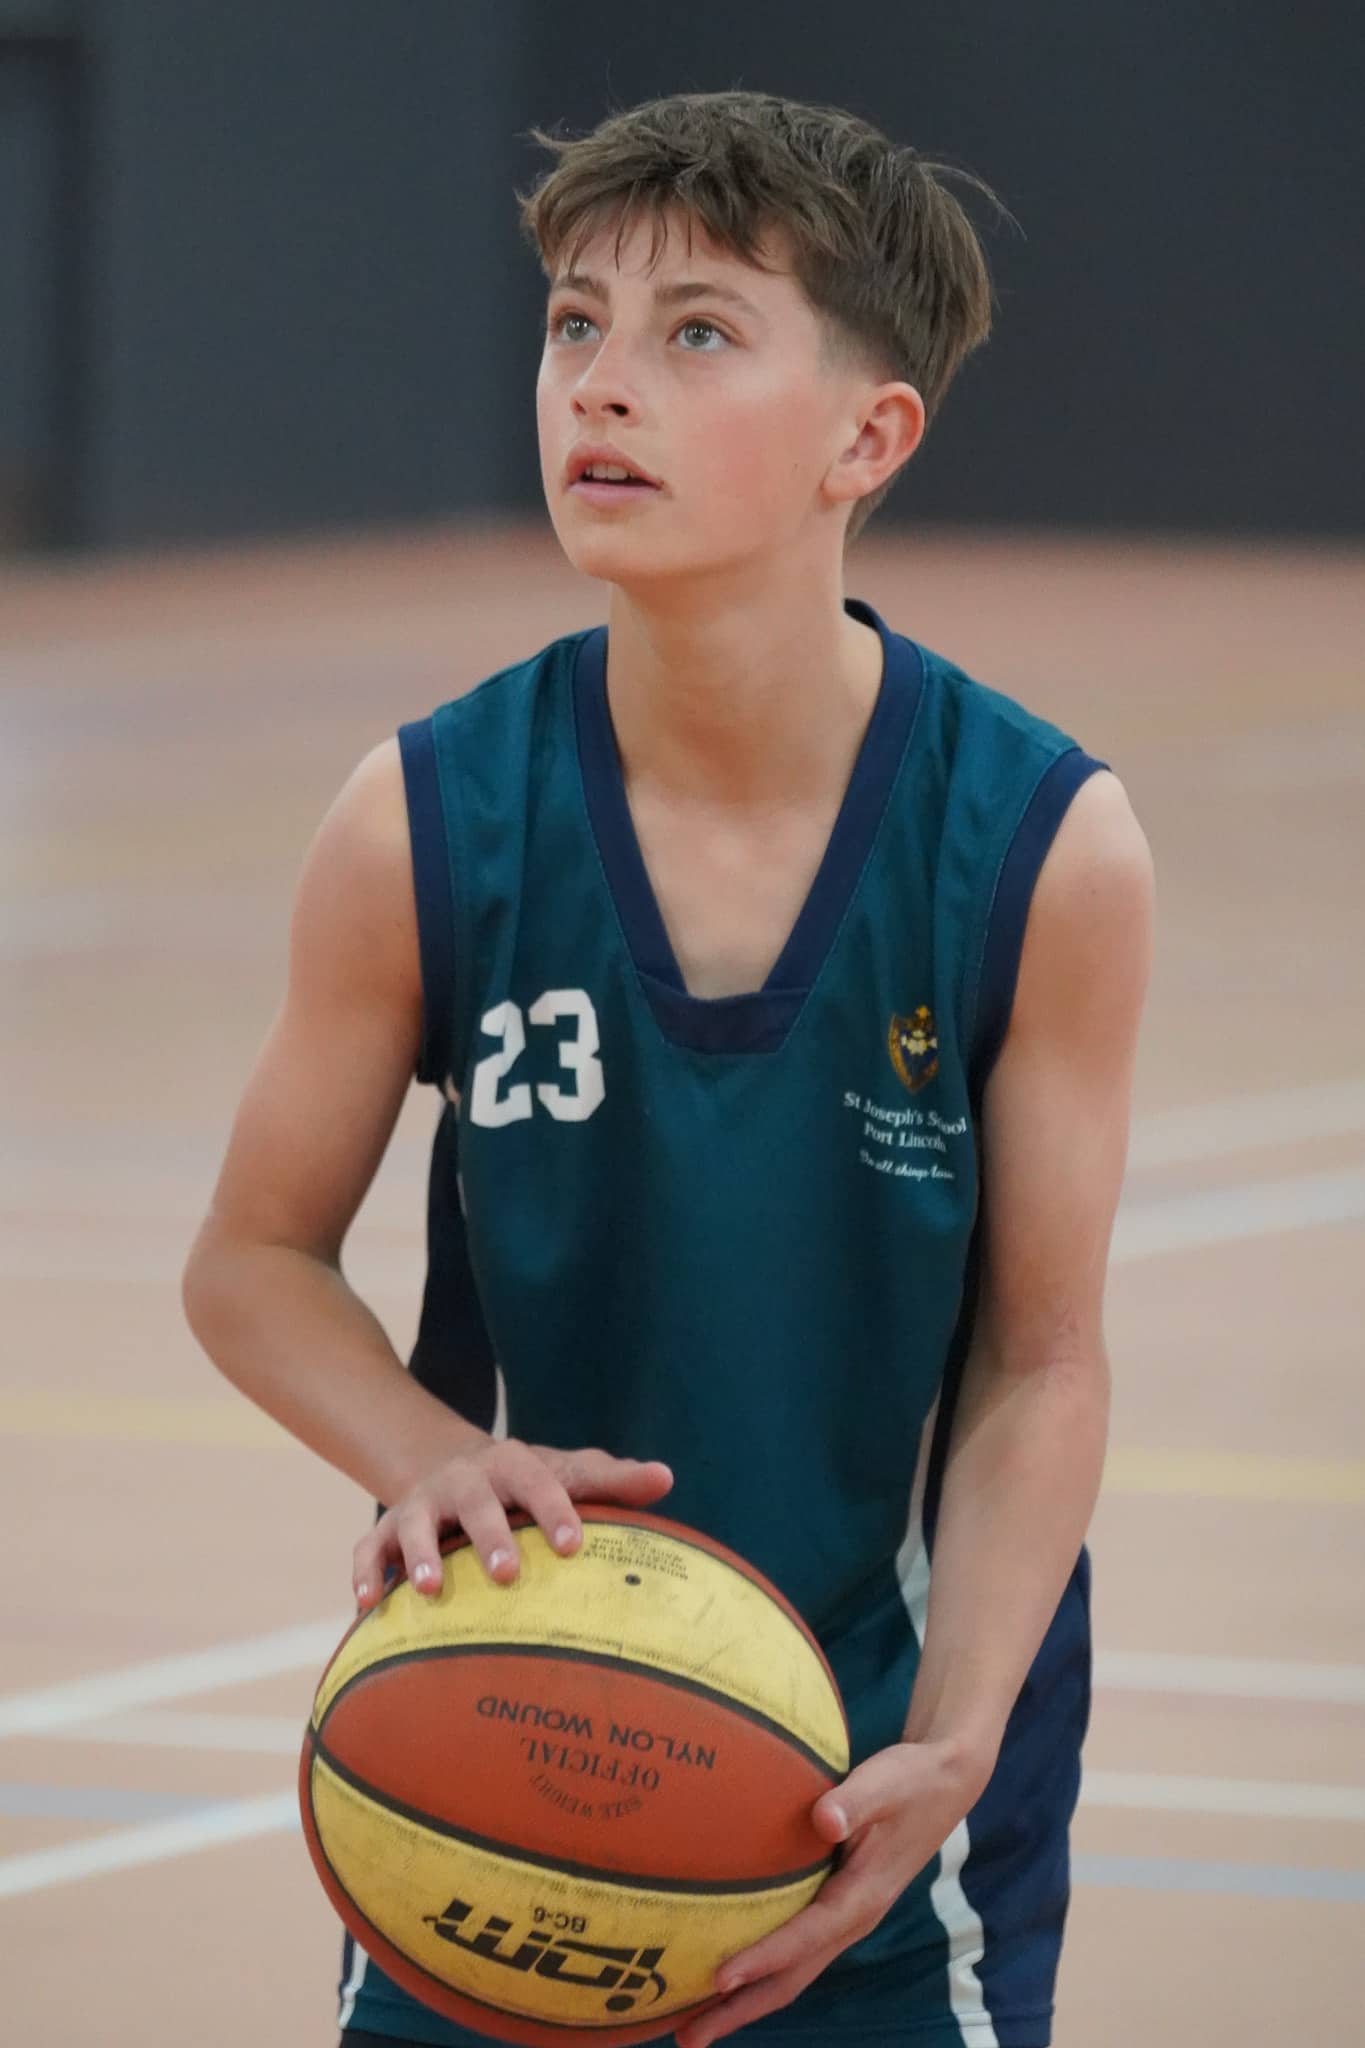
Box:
1011 769 1154 1041
290 737 419 1009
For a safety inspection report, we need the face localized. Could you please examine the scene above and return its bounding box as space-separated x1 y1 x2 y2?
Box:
536 210 921 590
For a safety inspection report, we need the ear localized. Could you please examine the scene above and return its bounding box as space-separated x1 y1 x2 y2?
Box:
824 382 926 508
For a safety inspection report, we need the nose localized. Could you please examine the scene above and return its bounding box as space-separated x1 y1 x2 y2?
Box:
570 338 640 424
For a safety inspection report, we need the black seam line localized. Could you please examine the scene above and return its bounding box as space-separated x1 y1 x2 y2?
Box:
316 1639 844 1779
305 1740 719 2034
310 1736 835 1899
421 1509 846 1750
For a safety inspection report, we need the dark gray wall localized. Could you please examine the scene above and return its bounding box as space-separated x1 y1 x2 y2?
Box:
4 1 1361 550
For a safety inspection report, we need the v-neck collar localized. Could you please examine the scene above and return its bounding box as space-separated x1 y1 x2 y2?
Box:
572 598 924 1054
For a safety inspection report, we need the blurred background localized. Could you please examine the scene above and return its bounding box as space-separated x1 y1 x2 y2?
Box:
2 0 1363 552
2 5 1362 2046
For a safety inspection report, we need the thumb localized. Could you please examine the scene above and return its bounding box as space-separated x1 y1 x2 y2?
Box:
813 1746 917 1841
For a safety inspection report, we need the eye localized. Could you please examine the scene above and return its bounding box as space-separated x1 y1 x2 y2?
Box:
676 319 727 352
549 310 597 344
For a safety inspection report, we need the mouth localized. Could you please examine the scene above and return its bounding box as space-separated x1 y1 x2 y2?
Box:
566 451 662 498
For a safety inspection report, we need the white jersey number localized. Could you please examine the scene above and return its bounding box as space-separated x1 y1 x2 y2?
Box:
469 989 605 1128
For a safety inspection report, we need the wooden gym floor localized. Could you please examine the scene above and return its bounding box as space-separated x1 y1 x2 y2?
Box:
1 525 1362 2043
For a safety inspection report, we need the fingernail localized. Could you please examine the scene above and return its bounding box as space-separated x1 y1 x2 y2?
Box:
489 1548 514 1575
825 1802 849 1839
413 1562 438 1589
717 1970 745 1994
355 1580 370 1604
555 1524 579 1552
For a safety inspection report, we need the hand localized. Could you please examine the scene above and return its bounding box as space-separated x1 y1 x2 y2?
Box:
351 1438 673 1608
675 1736 993 2048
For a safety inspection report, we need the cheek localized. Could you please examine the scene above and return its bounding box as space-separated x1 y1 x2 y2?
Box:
698 381 832 520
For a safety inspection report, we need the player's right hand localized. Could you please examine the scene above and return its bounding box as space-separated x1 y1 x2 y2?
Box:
351 1439 675 1608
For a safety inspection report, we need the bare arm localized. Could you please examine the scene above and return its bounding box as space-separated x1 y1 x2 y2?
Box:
903 768 1155 1771
182 738 672 1597
181 739 479 1502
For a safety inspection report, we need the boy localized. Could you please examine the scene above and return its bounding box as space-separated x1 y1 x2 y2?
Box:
184 91 1153 2048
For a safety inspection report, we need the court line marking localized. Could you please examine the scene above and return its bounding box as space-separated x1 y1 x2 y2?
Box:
0 1791 298 1901
1070 1853 1365 1904
35 1709 1365 1821
0 1621 344 1738
41 1709 307 1754
1080 1771 1365 1823
2 1789 1362 1905
0 1782 209 1824
4 1392 1359 1508
1093 1649 1365 1704
23 1709 1365 1825
3 1075 1361 1181
1100 1447 1365 1505
1125 1077 1365 1170
1109 1164 1365 1263
5 1626 1365 1748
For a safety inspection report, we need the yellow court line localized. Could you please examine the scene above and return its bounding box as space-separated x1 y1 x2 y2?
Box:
1103 1445 1365 1505
0 1392 292 1450
0 1393 1362 1504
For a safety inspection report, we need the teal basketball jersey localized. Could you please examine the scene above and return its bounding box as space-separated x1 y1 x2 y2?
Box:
339 600 1105 2048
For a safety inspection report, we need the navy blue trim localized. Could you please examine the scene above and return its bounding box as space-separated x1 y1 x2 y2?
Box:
573 599 923 1054
397 718 455 1089
969 748 1108 1104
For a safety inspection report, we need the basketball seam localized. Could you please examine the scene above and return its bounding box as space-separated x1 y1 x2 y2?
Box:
315 1639 846 1779
308 1735 836 1899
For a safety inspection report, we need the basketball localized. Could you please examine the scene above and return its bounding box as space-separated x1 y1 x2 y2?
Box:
299 1505 850 2045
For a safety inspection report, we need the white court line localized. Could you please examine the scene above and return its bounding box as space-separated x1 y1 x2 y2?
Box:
7 1163 1365 1291
1126 1078 1365 1170
1 1767 1362 1904
1080 1771 1365 1823
0 1620 343 1738
0 1791 298 1901
5 1628 1365 1750
1094 1648 1365 1705
46 1709 307 1755
1109 1164 1365 1263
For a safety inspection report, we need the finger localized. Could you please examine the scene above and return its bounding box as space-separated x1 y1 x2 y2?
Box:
546 1449 674 1504
392 1499 447 1596
353 1513 401 1610
447 1482 523 1584
812 1742 920 1840
710 1860 881 1990
487 1442 585 1557
675 1957 827 2048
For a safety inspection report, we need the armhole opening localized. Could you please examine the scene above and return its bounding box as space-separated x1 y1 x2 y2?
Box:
398 717 455 1090
968 749 1108 1110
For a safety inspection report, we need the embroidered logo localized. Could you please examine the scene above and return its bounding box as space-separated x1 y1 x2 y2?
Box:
887 1007 939 1095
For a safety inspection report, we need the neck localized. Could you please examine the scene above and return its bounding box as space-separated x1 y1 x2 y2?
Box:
603 555 883 808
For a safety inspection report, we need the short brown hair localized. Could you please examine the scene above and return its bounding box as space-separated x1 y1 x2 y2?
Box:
519 91 1006 538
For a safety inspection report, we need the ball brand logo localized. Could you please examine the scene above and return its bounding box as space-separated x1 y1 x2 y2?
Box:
424 1894 669 2012
888 1006 939 1094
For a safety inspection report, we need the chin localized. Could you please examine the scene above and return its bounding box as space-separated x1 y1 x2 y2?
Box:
554 518 751 589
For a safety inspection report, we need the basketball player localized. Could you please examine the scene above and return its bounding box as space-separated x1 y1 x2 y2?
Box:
183 92 1153 2048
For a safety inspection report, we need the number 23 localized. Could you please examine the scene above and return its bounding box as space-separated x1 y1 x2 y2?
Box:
469 990 606 1127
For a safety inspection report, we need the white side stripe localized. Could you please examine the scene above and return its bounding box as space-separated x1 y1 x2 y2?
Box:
338 1932 369 2030
895 1411 999 2048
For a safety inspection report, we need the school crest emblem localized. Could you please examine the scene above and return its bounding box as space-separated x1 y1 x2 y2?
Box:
888 1006 939 1094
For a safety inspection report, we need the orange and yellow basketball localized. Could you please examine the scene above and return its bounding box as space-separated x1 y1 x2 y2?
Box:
299 1504 849 2044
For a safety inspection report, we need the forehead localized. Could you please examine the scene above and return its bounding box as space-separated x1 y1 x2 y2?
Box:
553 206 800 303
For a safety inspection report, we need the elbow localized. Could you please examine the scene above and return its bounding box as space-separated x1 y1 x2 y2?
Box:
181 1222 233 1368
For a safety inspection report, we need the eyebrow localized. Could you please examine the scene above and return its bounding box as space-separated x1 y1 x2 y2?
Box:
549 270 765 321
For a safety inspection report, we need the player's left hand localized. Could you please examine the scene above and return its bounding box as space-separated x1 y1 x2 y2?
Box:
674 1736 992 2048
